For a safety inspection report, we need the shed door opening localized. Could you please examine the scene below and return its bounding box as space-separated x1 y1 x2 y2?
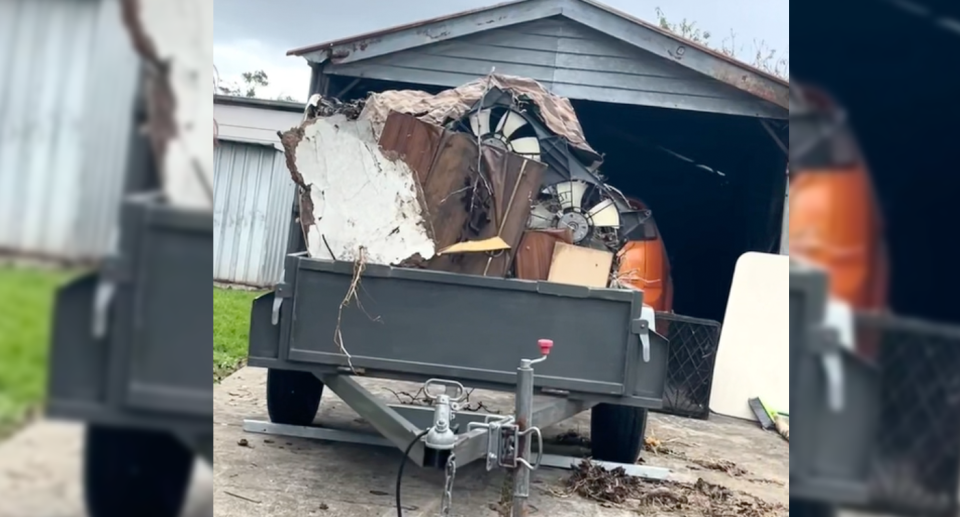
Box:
574 100 787 322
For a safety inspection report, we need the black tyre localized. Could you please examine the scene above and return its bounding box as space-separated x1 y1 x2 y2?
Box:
266 368 324 425
590 404 648 463
789 499 836 517
84 425 194 517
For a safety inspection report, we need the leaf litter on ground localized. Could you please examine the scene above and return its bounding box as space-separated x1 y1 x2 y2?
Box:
557 460 786 517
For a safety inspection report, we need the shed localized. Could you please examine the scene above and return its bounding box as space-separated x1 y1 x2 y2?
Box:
0 0 139 262
289 0 789 322
213 96 303 287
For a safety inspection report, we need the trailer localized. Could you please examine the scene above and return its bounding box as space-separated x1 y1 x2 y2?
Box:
44 84 213 517
790 263 960 517
245 252 671 515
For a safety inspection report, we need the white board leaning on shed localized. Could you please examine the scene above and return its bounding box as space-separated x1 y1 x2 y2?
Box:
709 252 789 420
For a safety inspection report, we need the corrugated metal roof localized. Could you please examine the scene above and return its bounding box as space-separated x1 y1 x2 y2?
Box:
287 0 787 107
214 94 305 113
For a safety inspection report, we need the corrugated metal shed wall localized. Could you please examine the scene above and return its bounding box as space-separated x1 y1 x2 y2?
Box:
325 17 774 118
0 0 138 261
213 142 295 287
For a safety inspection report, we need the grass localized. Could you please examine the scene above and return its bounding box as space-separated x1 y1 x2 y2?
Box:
0 265 77 437
0 267 260 438
213 287 264 382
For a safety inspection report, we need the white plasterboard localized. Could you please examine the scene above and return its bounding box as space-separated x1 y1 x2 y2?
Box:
295 115 436 264
123 0 214 210
709 252 789 420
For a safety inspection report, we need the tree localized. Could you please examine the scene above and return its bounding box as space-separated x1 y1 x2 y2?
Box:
654 7 788 78
217 69 270 97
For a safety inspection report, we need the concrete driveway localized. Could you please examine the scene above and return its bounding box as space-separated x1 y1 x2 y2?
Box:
0 366 789 517
0 420 212 517
213 367 788 517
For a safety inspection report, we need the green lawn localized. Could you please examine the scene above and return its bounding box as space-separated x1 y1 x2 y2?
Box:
0 267 260 437
0 266 77 437
214 287 265 382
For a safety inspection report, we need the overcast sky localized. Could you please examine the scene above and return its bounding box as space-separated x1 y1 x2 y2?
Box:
214 0 789 101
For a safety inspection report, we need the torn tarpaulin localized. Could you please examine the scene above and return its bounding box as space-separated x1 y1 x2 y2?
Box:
359 73 601 171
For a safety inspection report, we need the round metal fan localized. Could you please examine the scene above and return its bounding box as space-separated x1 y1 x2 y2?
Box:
528 180 624 248
466 105 542 161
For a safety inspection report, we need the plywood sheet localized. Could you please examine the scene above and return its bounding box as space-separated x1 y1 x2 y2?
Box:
547 243 613 288
709 252 789 420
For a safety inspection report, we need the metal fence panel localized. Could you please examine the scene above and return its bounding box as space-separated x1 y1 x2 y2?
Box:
213 142 295 287
654 312 722 419
860 313 960 516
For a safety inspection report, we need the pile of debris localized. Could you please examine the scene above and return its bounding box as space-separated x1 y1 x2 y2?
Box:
566 460 786 517
279 73 669 297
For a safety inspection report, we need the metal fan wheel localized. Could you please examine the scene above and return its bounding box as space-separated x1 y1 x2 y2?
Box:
467 107 542 161
529 180 623 243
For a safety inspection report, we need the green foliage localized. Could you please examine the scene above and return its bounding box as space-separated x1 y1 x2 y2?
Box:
213 287 265 382
217 68 270 97
654 7 788 78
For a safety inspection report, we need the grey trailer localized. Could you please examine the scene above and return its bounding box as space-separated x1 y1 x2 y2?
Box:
45 83 212 517
246 253 670 515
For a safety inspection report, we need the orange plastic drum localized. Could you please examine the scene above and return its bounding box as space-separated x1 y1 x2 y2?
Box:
789 166 889 357
616 198 674 314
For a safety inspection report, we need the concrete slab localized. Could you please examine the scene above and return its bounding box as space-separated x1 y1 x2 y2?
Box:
0 420 212 517
214 367 788 516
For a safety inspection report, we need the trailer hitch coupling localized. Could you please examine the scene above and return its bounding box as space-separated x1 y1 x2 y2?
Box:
423 379 467 450
419 339 554 516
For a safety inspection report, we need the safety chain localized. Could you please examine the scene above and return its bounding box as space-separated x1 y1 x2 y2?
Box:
440 453 457 516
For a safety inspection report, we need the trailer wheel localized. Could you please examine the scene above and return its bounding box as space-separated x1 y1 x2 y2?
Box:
789 499 835 517
590 404 648 463
84 425 194 517
267 368 324 425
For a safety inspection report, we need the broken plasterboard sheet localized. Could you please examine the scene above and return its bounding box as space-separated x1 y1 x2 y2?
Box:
292 115 436 265
120 0 214 210
547 243 613 288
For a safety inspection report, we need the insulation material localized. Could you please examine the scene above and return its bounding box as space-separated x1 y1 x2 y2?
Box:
515 229 573 281
360 73 601 170
120 0 214 209
285 115 436 264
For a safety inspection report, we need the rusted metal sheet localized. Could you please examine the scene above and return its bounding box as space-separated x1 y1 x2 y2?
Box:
379 111 546 277
377 110 445 182
515 229 574 281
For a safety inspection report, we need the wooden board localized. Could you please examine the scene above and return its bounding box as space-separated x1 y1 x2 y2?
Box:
709 252 789 420
546 243 613 288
